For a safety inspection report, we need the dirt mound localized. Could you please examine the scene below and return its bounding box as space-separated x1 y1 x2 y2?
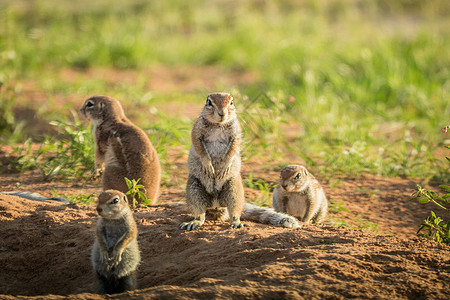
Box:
0 194 448 299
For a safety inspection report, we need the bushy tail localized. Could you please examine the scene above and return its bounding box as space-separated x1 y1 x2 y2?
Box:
242 203 300 228
0 191 69 203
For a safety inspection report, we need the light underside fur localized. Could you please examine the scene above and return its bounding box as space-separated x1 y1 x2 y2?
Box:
91 190 140 294
272 165 328 224
80 95 161 205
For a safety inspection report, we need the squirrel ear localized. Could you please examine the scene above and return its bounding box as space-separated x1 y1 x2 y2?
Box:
303 169 308 176
99 101 105 113
123 195 128 204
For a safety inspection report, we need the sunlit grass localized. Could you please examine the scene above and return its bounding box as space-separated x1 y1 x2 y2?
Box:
0 0 448 182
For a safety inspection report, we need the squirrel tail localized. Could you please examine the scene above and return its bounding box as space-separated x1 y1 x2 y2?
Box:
241 203 300 228
0 191 69 203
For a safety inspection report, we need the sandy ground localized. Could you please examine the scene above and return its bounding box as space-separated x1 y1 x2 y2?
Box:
0 194 449 300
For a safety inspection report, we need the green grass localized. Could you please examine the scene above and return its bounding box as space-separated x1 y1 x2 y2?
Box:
52 189 96 205
0 0 449 182
328 216 379 233
328 200 351 214
9 117 95 180
244 172 276 207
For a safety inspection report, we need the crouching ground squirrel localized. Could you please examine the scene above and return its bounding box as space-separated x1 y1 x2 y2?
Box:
91 190 140 294
81 96 161 204
180 92 245 231
180 93 300 230
273 165 328 224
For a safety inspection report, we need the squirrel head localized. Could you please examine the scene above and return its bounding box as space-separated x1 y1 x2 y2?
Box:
278 165 309 192
202 92 236 124
80 95 126 124
96 190 130 219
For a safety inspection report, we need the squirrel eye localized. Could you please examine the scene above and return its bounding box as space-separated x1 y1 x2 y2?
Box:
230 100 234 106
206 99 212 106
111 196 119 204
85 100 94 107
295 173 301 179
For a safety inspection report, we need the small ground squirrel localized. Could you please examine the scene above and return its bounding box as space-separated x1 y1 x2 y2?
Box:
81 95 161 204
180 92 245 231
91 190 140 294
272 165 328 224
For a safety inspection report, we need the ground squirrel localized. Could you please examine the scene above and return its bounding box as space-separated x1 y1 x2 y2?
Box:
91 190 140 294
272 165 328 224
180 92 245 231
81 96 161 204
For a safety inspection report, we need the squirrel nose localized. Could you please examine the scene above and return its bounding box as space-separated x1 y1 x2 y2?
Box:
282 184 288 189
96 207 102 214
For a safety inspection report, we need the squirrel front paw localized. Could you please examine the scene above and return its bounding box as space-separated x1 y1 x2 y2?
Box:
99 251 110 265
202 159 215 177
217 162 232 179
179 219 204 231
108 250 123 267
230 217 245 229
91 168 103 180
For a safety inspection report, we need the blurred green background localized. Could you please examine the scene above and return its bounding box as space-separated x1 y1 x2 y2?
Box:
0 0 449 182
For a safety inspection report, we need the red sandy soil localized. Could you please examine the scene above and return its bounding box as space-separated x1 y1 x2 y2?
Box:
0 194 449 300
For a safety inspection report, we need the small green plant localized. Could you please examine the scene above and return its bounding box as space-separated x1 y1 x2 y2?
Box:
328 218 350 228
328 200 351 214
9 139 38 172
354 217 379 233
125 177 151 208
411 184 450 245
328 216 379 233
40 119 95 180
410 129 450 245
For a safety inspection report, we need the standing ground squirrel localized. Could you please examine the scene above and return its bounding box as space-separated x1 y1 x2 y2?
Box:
180 92 245 231
91 190 140 294
81 95 161 204
272 165 328 224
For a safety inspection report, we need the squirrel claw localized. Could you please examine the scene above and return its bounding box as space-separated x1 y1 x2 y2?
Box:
109 252 122 266
201 160 215 178
180 220 203 231
230 222 244 229
91 168 103 180
100 252 109 264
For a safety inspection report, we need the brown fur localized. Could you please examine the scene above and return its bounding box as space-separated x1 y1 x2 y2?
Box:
95 190 138 257
273 165 328 224
81 96 161 204
180 92 245 231
92 190 140 294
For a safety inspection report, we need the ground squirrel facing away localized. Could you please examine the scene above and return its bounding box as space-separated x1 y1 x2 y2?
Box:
91 190 140 294
272 165 328 224
81 96 161 204
180 93 300 231
180 92 245 231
